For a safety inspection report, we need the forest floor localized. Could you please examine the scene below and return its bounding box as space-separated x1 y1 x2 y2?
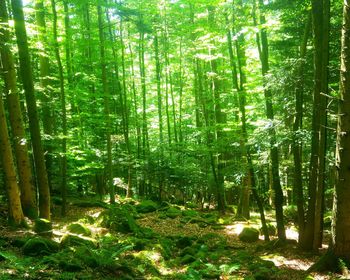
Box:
0 197 343 280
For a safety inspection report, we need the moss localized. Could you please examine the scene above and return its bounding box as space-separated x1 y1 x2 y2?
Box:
33 218 52 236
136 200 158 213
100 206 140 234
60 234 98 248
67 223 91 236
182 209 198 218
176 236 193 249
239 227 259 243
22 237 59 256
166 207 182 218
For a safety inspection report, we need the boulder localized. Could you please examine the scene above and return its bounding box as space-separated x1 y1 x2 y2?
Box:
166 207 182 219
238 227 259 243
33 218 52 236
60 234 98 248
67 223 91 236
136 200 158 213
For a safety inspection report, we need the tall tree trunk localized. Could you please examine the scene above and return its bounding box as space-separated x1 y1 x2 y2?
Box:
0 0 37 219
293 11 311 243
208 5 225 214
254 0 286 241
139 29 149 197
97 4 114 204
11 0 51 219
332 0 350 261
51 0 67 216
35 0 53 192
154 34 164 200
301 0 330 251
0 92 25 226
227 3 269 240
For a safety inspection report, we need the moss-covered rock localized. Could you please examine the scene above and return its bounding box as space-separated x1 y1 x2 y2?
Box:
136 200 158 213
182 209 198 218
238 227 259 243
22 237 59 256
67 223 91 236
166 207 182 218
33 218 52 236
100 207 140 234
60 234 98 248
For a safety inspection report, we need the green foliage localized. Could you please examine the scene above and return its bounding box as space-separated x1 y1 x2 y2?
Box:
22 237 59 256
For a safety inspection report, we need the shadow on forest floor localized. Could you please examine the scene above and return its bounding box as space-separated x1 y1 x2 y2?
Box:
0 198 343 279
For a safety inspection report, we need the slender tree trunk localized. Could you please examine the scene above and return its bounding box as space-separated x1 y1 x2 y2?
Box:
254 0 285 241
0 0 37 219
227 4 269 239
293 11 311 243
301 0 330 250
51 0 67 216
11 0 51 219
139 30 149 197
97 4 114 204
154 34 164 200
0 93 25 226
35 0 54 192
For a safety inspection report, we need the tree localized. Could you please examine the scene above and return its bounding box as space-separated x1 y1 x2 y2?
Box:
10 0 51 219
254 0 286 241
0 0 37 219
301 0 330 251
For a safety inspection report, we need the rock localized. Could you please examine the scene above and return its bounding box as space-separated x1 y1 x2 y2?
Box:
33 218 52 236
67 223 91 236
136 200 158 213
182 209 198 218
60 234 98 248
23 237 59 256
238 227 259 243
100 207 140 234
166 207 182 218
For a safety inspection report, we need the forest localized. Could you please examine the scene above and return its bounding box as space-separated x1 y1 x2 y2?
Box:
0 0 349 278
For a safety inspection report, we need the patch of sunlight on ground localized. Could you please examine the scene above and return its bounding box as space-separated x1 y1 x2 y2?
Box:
225 223 245 235
261 254 310 270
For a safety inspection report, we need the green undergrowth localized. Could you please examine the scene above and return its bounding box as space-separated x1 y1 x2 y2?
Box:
0 198 323 279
